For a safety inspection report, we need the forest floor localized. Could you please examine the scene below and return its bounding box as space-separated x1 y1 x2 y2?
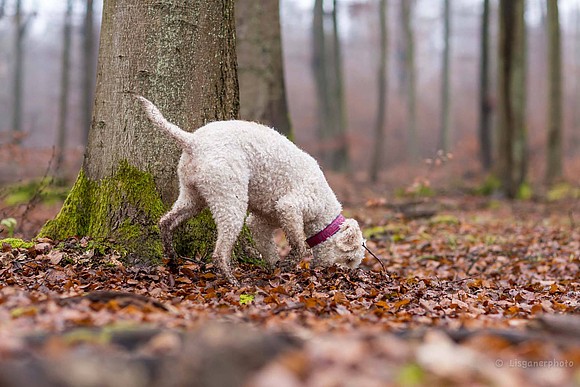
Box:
0 147 579 386
1 191 579 386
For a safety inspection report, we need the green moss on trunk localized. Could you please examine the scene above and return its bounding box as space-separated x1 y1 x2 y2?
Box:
40 161 255 264
40 161 166 261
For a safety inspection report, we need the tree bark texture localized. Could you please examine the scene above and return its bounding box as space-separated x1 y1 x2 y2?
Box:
478 0 492 171
41 0 241 261
546 0 562 185
370 0 388 183
236 0 293 138
496 0 527 198
55 0 73 174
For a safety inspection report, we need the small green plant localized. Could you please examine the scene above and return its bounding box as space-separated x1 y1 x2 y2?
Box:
0 218 17 237
239 293 255 305
0 238 34 249
3 179 69 206
516 182 533 200
474 174 501 196
429 214 460 226
396 363 425 386
396 178 435 198
546 183 580 201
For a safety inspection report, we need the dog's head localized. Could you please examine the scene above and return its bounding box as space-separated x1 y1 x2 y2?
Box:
312 218 365 269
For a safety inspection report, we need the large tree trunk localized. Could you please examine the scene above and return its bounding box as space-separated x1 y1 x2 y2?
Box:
41 0 242 262
439 0 451 153
370 0 388 183
81 0 96 146
496 0 527 198
546 0 562 185
478 0 492 171
236 0 292 138
55 0 73 175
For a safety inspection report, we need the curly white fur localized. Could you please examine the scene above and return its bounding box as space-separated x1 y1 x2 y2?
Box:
136 96 365 285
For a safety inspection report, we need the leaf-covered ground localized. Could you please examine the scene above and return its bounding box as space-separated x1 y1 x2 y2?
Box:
0 196 579 386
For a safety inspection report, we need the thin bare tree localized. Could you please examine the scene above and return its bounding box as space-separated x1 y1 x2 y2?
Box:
370 0 388 183
546 0 562 185
55 0 74 175
328 0 349 172
574 5 580 151
401 0 417 161
496 0 527 198
82 0 96 145
12 0 24 143
312 0 330 164
439 0 452 153
479 0 492 170
311 0 350 172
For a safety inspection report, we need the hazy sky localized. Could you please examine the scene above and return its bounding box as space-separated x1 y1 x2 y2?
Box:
16 0 580 35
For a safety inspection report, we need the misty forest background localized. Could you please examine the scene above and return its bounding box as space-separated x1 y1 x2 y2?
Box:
1 0 580 197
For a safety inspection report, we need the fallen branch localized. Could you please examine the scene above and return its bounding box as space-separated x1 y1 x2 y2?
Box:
59 290 170 311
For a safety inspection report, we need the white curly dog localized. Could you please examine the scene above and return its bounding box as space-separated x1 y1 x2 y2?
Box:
136 96 365 285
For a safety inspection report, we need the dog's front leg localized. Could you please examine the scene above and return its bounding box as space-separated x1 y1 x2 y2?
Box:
246 213 279 270
276 196 308 271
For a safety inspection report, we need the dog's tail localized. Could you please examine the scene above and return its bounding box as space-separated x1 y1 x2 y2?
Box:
135 95 191 148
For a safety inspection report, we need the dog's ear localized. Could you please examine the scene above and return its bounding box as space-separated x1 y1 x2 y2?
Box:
336 219 362 252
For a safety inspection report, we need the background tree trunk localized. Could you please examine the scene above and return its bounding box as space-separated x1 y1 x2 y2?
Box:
401 0 418 161
55 0 73 175
12 0 24 144
236 0 293 138
370 0 388 183
546 0 562 185
311 0 349 172
312 0 331 165
574 5 580 152
41 0 242 261
479 0 492 171
328 0 349 173
82 0 96 146
439 0 451 153
496 0 527 198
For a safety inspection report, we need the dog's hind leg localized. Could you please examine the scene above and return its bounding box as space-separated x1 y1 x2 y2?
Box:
210 200 247 286
159 188 203 260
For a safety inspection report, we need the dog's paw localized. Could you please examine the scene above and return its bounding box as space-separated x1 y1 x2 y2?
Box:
226 273 240 287
166 258 180 274
277 259 298 272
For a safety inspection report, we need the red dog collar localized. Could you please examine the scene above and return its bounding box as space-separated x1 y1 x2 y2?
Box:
306 214 345 248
